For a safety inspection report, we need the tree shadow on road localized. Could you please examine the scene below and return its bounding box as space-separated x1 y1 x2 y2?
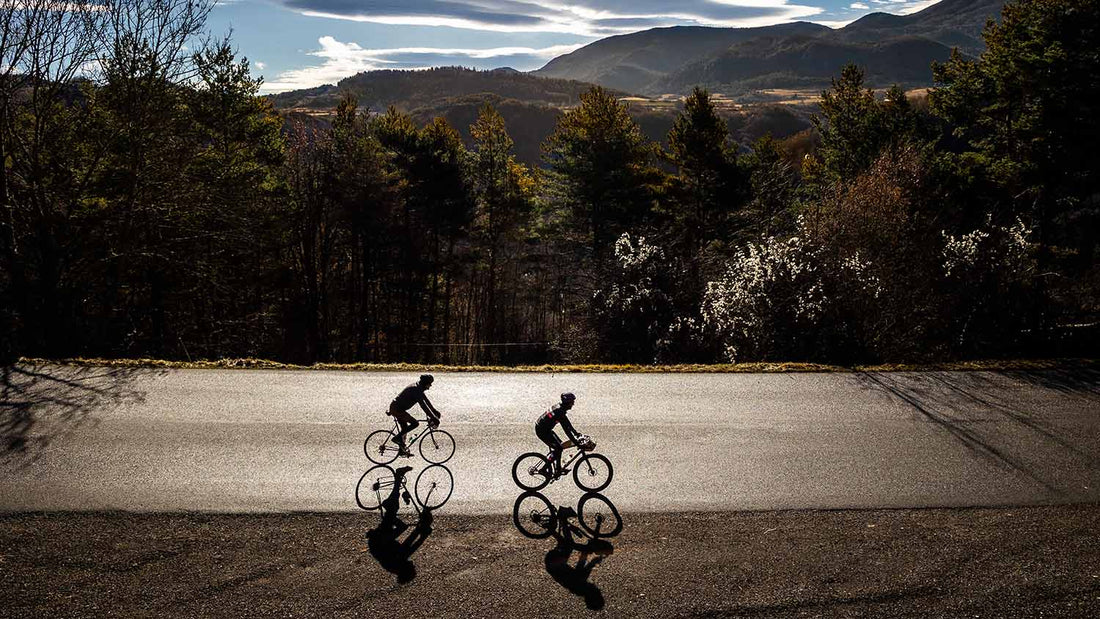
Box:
365 466 433 584
1 362 153 468
855 369 1100 494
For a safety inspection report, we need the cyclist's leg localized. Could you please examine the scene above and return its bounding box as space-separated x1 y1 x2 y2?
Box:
536 426 563 474
391 407 419 447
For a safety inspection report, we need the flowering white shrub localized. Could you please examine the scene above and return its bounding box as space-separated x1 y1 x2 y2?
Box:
942 217 1032 278
593 233 676 360
702 220 885 362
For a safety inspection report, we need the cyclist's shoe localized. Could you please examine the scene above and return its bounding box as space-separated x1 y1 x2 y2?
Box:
397 448 414 458
401 491 412 505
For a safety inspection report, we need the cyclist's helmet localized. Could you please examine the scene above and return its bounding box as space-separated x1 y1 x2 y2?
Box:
419 374 434 387
560 392 576 407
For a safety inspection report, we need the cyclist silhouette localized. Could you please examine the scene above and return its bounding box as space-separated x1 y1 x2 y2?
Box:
536 392 582 476
388 374 441 457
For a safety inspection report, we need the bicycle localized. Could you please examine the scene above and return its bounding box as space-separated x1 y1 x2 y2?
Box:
512 491 623 539
363 417 455 465
511 434 613 493
356 464 454 512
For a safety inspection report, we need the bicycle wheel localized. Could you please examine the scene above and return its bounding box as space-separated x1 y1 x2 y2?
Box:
363 429 399 465
355 465 396 510
415 464 454 509
578 493 623 538
573 453 613 492
512 452 552 491
419 428 456 464
512 492 556 539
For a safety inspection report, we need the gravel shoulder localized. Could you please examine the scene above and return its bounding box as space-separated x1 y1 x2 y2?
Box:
3 504 1100 618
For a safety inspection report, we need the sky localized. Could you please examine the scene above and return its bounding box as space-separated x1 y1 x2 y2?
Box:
204 0 943 93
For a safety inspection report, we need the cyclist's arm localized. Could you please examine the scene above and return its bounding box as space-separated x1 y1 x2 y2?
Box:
418 395 441 423
559 414 581 443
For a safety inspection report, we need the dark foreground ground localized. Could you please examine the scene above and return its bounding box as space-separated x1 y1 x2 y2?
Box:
3 505 1099 618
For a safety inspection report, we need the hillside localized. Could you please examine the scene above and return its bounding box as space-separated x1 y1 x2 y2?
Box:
839 0 1004 56
268 66 616 113
533 22 831 93
535 0 1005 95
656 35 956 93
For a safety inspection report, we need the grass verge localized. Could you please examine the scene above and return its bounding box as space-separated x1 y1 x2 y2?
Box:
15 356 1100 373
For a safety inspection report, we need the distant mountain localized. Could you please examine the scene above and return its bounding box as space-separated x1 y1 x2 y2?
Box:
535 0 1006 94
839 0 1004 56
655 35 956 94
267 66 615 113
533 22 831 93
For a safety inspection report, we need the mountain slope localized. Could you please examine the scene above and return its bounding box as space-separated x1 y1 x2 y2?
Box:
536 0 1005 94
533 22 831 93
839 0 1005 56
268 66 617 113
656 35 956 93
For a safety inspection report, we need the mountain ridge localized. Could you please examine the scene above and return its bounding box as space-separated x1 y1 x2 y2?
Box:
535 0 1005 94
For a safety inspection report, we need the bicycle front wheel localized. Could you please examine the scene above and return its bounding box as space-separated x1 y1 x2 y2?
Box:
512 492 556 539
415 464 454 509
512 452 551 491
573 453 613 492
363 430 399 465
419 428 456 464
355 465 396 510
578 493 622 538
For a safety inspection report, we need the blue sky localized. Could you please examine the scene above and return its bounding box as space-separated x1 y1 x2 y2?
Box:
206 0 942 93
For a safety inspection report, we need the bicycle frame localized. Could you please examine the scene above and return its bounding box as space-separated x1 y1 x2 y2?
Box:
547 443 593 472
392 417 436 446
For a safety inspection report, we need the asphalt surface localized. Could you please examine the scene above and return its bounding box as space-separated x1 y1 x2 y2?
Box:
2 364 1100 513
4 506 1099 617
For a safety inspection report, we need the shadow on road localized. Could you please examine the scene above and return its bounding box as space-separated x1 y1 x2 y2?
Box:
856 369 1100 494
512 491 620 611
366 466 433 584
1 362 152 468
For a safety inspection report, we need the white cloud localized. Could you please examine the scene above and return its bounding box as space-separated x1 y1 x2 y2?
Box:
899 0 940 14
292 0 826 37
255 61 267 70
850 2 870 9
261 36 587 92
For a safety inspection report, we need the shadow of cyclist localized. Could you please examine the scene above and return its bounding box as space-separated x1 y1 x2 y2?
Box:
544 505 615 611
366 466 434 584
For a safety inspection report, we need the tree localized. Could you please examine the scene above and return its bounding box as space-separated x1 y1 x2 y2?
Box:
930 0 1100 269
469 104 534 362
543 86 660 262
811 65 919 183
664 87 745 289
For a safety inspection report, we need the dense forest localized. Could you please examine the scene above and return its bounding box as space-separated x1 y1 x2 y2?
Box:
1 0 1097 365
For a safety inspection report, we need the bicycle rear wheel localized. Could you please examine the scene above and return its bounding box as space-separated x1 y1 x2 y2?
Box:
573 453 613 492
363 430 399 465
512 452 551 491
415 464 454 509
419 428 456 464
355 465 396 510
577 493 622 538
512 492 556 539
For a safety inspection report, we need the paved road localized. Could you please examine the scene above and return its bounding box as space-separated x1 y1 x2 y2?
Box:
2 364 1099 513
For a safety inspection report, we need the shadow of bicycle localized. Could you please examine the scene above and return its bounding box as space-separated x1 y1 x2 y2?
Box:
512 491 621 611
364 466 436 584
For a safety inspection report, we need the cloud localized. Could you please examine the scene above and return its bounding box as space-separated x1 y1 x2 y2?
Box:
850 2 869 8
255 61 267 69
285 0 825 36
260 36 586 92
